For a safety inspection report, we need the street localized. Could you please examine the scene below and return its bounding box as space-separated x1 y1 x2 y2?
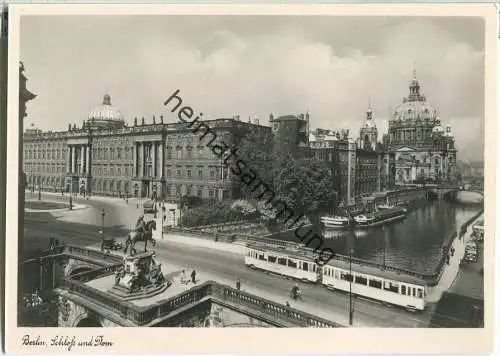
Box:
23 194 439 327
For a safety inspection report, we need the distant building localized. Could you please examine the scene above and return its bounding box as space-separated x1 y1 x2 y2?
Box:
309 128 352 206
23 95 269 200
270 113 310 158
309 105 396 208
388 71 457 184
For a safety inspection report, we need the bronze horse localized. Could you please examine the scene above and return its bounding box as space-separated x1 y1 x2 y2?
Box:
123 220 157 255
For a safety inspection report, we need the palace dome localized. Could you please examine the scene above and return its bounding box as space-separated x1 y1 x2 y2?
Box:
87 94 125 130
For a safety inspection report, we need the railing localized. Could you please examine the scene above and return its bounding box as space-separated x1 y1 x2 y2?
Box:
71 264 121 283
59 272 343 327
64 245 123 264
213 284 341 328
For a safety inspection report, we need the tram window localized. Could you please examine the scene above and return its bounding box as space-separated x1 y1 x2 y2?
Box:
383 281 399 293
341 273 353 282
302 263 308 272
401 285 406 295
259 254 266 261
288 259 297 268
277 257 287 266
412 288 416 297
334 271 340 280
369 279 382 289
417 289 423 299
313 265 316 272
355 276 368 285
268 255 277 263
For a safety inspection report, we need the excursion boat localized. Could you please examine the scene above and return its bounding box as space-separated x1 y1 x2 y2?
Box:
354 206 407 229
321 215 351 229
376 204 395 210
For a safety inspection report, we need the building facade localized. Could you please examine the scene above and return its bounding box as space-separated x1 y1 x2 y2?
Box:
309 106 396 208
388 71 457 184
23 95 269 201
270 113 310 158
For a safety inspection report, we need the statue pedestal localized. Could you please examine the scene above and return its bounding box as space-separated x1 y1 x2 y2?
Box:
108 251 169 301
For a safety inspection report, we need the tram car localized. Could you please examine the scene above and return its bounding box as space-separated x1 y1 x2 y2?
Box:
245 243 427 311
321 259 426 311
244 243 320 282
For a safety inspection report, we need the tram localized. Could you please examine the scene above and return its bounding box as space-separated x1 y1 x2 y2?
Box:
245 243 427 311
244 243 320 282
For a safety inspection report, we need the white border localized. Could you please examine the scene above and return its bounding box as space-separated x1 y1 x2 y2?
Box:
5 3 498 355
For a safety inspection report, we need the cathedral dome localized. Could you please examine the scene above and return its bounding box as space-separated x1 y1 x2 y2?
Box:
87 94 125 130
392 71 438 122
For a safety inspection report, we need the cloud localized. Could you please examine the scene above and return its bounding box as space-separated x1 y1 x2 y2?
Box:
20 16 484 161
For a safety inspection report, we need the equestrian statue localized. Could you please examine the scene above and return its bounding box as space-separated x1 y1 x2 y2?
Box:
123 215 157 255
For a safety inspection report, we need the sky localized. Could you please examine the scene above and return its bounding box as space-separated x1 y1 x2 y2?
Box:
20 15 485 162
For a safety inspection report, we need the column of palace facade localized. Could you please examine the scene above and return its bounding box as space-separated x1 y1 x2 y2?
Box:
65 136 92 196
131 132 165 200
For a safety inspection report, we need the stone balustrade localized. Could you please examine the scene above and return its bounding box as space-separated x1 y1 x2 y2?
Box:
59 269 343 327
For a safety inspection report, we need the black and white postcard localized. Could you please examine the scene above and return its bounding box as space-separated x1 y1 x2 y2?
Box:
3 3 497 355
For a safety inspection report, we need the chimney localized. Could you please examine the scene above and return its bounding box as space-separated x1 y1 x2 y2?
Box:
153 115 156 124
141 117 145 126
134 117 138 126
160 115 164 124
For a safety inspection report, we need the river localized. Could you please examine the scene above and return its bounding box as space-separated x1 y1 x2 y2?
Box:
288 200 481 274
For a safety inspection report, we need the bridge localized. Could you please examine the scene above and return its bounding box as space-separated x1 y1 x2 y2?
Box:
22 245 343 328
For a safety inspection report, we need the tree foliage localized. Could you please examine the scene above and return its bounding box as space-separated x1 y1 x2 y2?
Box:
180 200 259 227
235 128 275 197
273 157 338 218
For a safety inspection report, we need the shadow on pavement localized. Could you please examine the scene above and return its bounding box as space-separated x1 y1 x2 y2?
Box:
429 292 483 328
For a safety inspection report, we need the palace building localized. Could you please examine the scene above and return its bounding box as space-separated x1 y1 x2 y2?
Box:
23 95 269 200
388 71 457 184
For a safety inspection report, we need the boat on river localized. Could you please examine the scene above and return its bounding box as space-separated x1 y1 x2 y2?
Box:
354 206 407 229
321 215 351 229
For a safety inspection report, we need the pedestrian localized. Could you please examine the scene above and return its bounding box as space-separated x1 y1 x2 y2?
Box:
191 269 196 284
181 270 187 284
236 279 241 291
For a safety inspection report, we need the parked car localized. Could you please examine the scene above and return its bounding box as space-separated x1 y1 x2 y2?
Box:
101 238 123 251
143 200 156 214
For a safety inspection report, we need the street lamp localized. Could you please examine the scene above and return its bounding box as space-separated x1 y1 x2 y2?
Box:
161 205 166 239
101 208 105 230
349 246 354 326
69 179 73 210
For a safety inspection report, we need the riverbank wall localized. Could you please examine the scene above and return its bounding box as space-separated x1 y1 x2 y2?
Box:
165 204 483 286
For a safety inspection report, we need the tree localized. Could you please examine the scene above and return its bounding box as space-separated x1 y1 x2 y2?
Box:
273 157 338 222
235 128 275 198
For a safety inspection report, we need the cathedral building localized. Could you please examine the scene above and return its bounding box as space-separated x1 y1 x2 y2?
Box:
23 95 269 201
388 71 457 184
